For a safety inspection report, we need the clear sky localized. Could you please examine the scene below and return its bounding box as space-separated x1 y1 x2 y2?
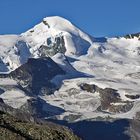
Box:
0 0 140 37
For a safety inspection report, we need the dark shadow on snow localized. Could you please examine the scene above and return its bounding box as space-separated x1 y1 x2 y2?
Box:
46 119 130 140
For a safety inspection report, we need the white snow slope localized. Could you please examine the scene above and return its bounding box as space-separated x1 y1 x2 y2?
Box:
0 16 140 121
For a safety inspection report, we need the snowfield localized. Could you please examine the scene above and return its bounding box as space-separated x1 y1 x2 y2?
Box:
0 16 140 121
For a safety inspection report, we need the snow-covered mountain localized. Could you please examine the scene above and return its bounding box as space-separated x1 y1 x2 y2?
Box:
0 16 140 124
23 16 93 56
0 16 93 73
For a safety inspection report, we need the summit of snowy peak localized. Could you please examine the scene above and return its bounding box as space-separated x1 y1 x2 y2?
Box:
23 16 93 57
42 16 78 33
0 16 93 73
26 16 90 36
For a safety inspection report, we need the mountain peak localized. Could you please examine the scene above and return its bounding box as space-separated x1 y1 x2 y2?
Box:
0 16 93 73
39 16 79 36
27 16 90 38
42 16 73 29
22 16 93 57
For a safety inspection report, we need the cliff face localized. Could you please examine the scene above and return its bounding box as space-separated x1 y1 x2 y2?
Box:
9 57 65 96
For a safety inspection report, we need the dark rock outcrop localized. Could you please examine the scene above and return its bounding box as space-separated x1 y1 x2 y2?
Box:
79 83 97 93
124 32 140 40
125 94 140 100
79 83 133 113
39 35 66 57
8 57 65 95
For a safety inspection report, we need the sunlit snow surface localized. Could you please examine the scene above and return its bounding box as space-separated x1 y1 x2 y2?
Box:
0 78 30 108
0 16 140 121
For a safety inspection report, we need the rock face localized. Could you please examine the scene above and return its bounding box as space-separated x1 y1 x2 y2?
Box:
124 32 140 40
98 88 121 110
1 57 65 96
38 34 66 57
125 94 140 100
79 83 97 93
79 83 133 113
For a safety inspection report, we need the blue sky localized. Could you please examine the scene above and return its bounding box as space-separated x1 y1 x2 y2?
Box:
0 0 140 37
